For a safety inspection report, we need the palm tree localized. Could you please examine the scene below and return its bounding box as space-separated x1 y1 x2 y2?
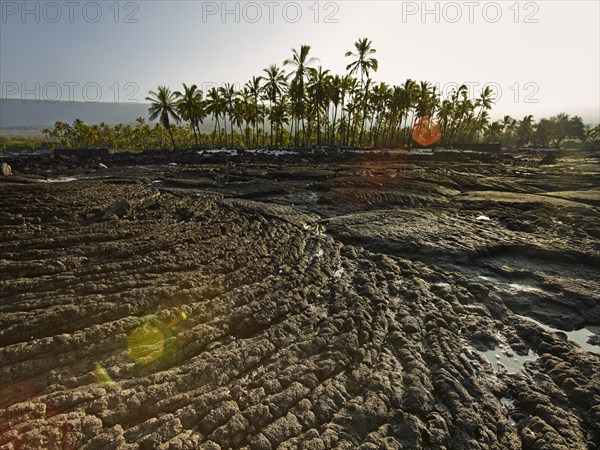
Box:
262 64 288 147
239 87 254 147
146 86 180 150
370 82 391 146
245 76 263 147
308 66 331 146
345 38 378 89
345 39 378 147
355 77 370 146
340 75 357 145
174 83 205 148
270 96 290 147
468 86 495 143
206 87 225 148
231 97 247 147
446 85 471 146
328 75 343 146
284 45 319 146
257 102 267 147
484 120 505 143
42 127 55 149
220 83 237 148
399 79 419 146
437 99 454 144
587 124 600 143
133 117 151 149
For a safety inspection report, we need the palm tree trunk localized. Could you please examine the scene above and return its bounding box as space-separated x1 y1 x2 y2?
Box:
254 97 259 148
408 111 417 147
346 112 352 146
191 124 198 148
359 96 368 147
330 105 338 146
339 98 346 146
168 126 176 150
212 115 219 148
270 103 274 148
316 107 321 146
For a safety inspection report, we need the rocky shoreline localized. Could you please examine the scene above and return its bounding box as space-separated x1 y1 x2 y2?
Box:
1 148 598 449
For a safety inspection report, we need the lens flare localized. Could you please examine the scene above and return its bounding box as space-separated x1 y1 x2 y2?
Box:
333 152 409 206
0 381 38 409
126 315 181 367
0 382 73 449
127 321 167 365
412 116 440 147
167 310 189 328
95 363 115 385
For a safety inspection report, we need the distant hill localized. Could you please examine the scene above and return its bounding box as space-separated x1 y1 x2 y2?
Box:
0 99 154 133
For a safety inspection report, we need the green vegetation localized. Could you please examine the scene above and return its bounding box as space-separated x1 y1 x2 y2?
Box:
0 134 46 153
38 39 599 151
485 113 594 149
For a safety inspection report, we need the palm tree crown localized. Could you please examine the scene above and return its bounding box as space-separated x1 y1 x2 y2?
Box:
174 83 205 147
345 37 378 87
146 86 180 149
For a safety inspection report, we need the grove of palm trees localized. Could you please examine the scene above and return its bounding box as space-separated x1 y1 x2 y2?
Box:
42 39 598 152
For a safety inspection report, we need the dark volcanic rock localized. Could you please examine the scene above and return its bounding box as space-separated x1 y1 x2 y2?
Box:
102 197 131 219
0 148 598 449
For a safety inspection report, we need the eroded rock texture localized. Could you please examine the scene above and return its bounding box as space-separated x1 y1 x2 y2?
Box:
1 149 598 449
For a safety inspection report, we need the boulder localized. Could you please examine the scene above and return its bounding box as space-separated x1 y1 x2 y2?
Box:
103 198 131 219
1 162 12 176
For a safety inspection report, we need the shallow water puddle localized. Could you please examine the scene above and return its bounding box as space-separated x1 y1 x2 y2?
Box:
508 283 545 294
477 275 548 296
244 149 296 156
479 346 538 374
199 149 238 156
517 315 599 354
35 176 80 183
462 339 538 375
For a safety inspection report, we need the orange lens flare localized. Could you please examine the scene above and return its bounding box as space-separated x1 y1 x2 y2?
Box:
412 116 440 147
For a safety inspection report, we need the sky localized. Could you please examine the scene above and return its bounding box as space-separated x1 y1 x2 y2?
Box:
1 0 599 123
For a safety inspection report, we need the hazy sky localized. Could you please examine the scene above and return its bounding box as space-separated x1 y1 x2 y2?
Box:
1 0 599 122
